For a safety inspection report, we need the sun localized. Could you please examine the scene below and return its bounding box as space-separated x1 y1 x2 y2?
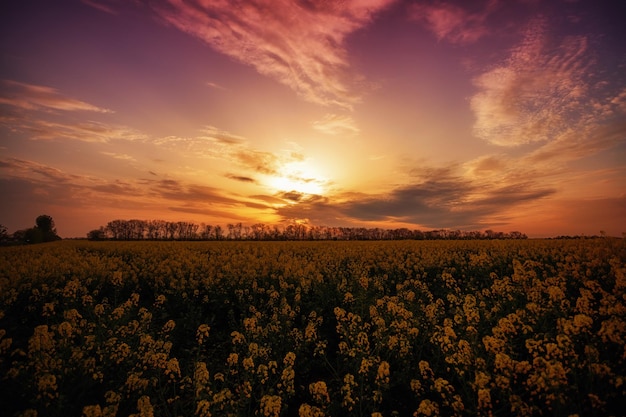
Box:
268 160 327 196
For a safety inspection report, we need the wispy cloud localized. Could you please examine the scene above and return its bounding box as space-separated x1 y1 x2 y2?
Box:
0 81 146 143
205 81 227 91
0 158 79 183
0 80 112 113
233 149 280 175
200 125 246 145
101 151 137 161
80 0 118 15
29 120 144 142
526 120 626 164
312 113 360 136
1 114 146 143
152 0 396 109
153 125 308 179
410 0 500 45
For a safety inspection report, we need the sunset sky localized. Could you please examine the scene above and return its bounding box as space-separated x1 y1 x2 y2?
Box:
1 0 625 238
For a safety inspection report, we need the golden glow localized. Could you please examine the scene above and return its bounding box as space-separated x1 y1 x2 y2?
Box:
267 160 327 196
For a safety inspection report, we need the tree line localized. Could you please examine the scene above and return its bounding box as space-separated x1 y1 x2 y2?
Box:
87 219 528 241
0 215 61 245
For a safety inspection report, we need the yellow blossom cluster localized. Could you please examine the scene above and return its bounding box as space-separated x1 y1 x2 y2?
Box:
0 238 624 416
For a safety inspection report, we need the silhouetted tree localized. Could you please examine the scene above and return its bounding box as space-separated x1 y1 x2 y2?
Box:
34 215 61 242
87 228 106 241
89 218 531 241
10 215 61 244
0 224 8 243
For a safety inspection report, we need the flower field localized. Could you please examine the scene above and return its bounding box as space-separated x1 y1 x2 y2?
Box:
0 239 624 416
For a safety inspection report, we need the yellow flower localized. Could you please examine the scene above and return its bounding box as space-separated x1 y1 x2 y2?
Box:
257 364 269 384
410 379 422 394
94 304 106 316
341 373 357 410
196 399 211 417
376 361 390 385
162 320 176 333
309 381 330 404
243 356 255 371
105 390 121 404
419 360 433 379
196 324 210 345
194 362 210 395
359 357 373 375
42 302 55 317
283 351 296 367
29 325 54 353
477 388 492 410
82 405 103 417
231 331 245 345
416 399 439 416
280 367 295 395
57 321 73 338
165 358 181 379
130 395 154 417
474 371 491 389
227 353 239 366
299 404 325 417
154 294 166 306
258 394 281 417
37 373 58 400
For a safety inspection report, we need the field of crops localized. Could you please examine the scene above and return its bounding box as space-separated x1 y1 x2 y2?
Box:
0 239 624 416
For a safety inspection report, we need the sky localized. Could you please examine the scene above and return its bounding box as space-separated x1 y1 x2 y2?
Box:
1 0 625 238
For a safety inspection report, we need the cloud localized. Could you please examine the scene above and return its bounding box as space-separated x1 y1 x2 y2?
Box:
156 181 243 206
0 81 146 143
410 0 499 45
152 0 396 109
0 80 112 113
205 81 227 91
226 173 257 183
152 126 275 168
278 191 305 202
80 0 118 15
312 113 360 136
465 155 507 175
0 157 268 218
234 150 280 175
276 164 555 229
200 125 246 145
101 152 137 161
470 18 601 147
4 118 146 143
249 194 287 205
527 119 626 163
0 158 78 183
149 126 308 183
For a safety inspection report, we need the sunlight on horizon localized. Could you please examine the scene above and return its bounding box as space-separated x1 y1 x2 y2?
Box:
267 160 328 197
